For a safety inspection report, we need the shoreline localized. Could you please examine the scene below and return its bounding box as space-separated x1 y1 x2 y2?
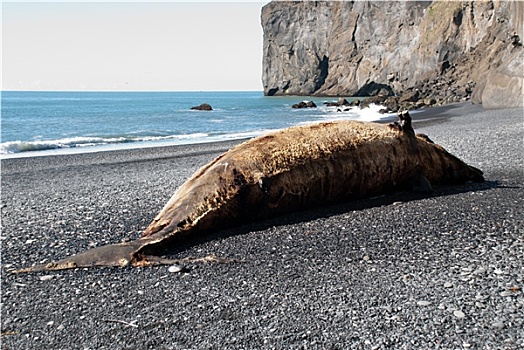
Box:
1 103 523 349
1 101 473 162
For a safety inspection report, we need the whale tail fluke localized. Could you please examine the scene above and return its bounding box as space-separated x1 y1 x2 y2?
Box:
11 240 178 273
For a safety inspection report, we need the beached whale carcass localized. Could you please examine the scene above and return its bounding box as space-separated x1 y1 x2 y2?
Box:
16 112 484 272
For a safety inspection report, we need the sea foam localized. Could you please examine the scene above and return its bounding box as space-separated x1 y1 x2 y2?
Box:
0 133 210 155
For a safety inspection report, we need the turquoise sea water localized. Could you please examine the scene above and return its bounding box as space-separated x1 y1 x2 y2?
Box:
1 91 391 158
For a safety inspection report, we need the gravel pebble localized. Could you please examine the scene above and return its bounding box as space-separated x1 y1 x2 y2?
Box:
453 310 466 319
168 264 186 273
1 103 523 349
492 322 505 329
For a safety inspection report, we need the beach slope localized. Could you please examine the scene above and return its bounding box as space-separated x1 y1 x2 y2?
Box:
1 103 523 349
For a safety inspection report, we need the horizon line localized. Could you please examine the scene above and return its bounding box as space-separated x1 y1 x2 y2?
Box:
1 89 265 93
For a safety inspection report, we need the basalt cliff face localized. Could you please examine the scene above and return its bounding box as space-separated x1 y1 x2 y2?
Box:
261 1 523 109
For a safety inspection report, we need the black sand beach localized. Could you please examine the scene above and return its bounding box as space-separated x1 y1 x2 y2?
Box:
1 103 523 349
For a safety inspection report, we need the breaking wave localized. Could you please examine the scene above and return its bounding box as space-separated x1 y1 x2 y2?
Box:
0 133 209 155
1 91 400 158
0 129 277 157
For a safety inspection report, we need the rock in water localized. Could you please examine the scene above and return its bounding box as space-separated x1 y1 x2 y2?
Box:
191 103 213 111
15 112 483 273
292 101 317 108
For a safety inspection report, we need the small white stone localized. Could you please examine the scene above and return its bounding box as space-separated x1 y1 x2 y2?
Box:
444 282 453 288
168 264 185 273
417 300 432 306
46 321 54 326
475 293 487 300
39 275 53 281
453 310 466 319
473 267 487 274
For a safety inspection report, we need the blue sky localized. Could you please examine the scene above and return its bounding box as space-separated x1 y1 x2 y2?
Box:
2 1 266 91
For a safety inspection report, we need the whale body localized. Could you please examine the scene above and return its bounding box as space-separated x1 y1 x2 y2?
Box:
16 113 483 272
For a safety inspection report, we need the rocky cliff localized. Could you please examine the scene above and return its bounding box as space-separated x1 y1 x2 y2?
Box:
261 1 523 109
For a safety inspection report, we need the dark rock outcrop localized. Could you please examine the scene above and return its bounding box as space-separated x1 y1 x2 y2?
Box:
191 103 213 111
292 101 317 109
324 97 352 107
353 82 394 97
261 1 523 109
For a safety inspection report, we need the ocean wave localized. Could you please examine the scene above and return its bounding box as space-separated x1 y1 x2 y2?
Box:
296 103 394 126
352 103 396 121
0 133 209 155
0 101 398 157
